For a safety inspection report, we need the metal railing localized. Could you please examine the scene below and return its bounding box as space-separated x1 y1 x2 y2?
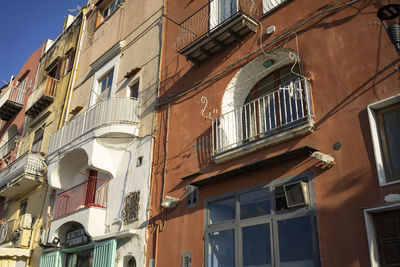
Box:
0 152 46 189
0 86 25 107
53 177 109 219
48 97 140 155
26 77 58 111
0 134 19 159
212 77 313 155
173 0 261 51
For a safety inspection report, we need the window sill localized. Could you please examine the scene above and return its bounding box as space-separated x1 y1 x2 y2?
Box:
379 178 400 187
212 121 314 164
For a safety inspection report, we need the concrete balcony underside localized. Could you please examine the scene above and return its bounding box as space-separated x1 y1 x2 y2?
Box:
0 86 25 121
0 152 46 198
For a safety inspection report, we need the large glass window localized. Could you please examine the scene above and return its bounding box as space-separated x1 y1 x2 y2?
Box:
205 175 319 267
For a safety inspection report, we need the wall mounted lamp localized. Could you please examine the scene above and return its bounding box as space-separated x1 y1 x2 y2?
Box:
377 4 400 51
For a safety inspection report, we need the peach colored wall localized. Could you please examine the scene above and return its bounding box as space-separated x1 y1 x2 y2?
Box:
0 42 45 164
149 0 400 267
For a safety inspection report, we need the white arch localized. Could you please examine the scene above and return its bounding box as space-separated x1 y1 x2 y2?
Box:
218 49 300 151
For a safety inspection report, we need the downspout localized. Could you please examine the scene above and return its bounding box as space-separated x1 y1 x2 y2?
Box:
58 7 87 129
152 2 167 267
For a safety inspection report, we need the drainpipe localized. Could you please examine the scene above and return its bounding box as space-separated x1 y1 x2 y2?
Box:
58 7 87 129
151 2 167 266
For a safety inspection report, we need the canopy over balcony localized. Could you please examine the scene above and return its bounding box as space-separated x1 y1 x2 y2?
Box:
174 0 260 64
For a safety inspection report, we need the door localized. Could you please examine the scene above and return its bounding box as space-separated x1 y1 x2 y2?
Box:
209 0 238 29
374 209 400 266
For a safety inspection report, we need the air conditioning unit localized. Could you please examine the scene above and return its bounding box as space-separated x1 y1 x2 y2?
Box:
18 214 32 229
13 229 31 247
39 227 50 244
284 181 310 208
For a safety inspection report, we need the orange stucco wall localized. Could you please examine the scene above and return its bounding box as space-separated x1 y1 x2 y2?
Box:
149 0 400 266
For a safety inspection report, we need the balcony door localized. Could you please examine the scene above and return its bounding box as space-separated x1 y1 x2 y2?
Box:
210 0 238 29
242 65 306 141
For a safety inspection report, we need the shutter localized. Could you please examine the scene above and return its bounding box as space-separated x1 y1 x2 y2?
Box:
40 251 62 267
93 239 117 267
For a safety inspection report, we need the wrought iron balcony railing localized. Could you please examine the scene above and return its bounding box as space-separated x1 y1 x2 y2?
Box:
212 77 313 155
48 97 140 155
174 0 261 63
53 177 109 219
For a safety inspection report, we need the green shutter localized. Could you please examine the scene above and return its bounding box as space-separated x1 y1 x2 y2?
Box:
40 251 62 267
93 239 117 267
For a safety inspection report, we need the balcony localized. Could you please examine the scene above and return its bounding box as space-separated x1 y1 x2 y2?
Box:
48 97 140 155
26 77 58 117
53 177 108 219
0 152 46 198
212 78 314 161
49 177 108 238
0 134 19 159
0 86 24 121
174 0 260 64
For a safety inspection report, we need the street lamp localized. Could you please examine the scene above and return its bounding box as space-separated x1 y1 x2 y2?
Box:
377 4 400 52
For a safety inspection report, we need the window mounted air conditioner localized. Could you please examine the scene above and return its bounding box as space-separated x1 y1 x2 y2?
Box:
18 214 32 229
284 181 310 208
13 229 31 247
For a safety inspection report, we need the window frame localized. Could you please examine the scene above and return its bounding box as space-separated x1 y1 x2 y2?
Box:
204 172 320 267
367 94 400 186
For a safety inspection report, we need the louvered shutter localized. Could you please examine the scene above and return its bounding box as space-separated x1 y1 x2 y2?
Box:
93 239 117 267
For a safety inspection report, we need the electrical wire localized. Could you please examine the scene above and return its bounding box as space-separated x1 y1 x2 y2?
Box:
157 0 362 107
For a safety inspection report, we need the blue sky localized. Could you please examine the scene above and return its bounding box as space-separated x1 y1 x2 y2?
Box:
0 0 87 87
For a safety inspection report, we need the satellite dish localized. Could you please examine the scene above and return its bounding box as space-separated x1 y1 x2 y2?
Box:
0 222 7 244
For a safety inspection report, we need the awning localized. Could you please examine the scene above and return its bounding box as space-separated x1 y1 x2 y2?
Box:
189 146 318 186
0 247 31 257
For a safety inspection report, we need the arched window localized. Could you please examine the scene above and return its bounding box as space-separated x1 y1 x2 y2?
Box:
127 257 136 267
241 64 307 141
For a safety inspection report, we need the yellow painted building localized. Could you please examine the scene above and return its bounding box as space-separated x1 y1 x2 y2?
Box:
0 9 85 267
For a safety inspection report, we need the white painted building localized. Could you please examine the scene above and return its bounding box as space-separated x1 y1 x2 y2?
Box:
39 0 163 266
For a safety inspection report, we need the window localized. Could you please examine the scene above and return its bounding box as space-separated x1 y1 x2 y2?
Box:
102 0 123 20
32 126 44 152
186 185 198 208
130 80 139 99
66 249 94 267
123 192 140 223
263 0 289 14
97 70 114 101
182 252 192 267
205 175 319 267
127 257 137 267
368 95 400 185
63 50 75 76
20 199 28 215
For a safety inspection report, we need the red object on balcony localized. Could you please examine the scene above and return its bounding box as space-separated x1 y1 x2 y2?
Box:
53 176 108 219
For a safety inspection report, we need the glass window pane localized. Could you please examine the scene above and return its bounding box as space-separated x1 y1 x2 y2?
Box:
209 198 235 224
278 216 315 267
240 189 270 219
383 111 400 175
242 224 272 267
208 229 234 267
100 78 106 93
107 71 114 89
